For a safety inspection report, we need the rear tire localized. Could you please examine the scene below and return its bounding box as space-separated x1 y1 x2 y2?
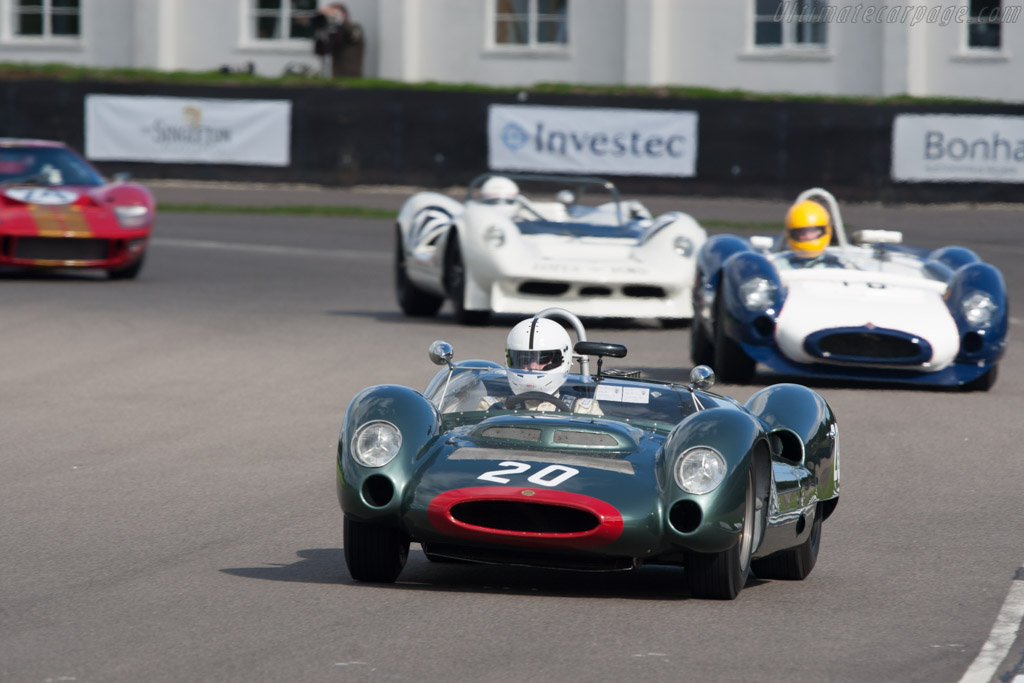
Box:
712 285 756 384
395 226 443 317
685 469 755 600
343 515 409 583
752 506 822 581
444 232 489 326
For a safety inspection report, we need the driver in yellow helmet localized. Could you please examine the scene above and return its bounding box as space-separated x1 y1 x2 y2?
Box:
776 199 852 269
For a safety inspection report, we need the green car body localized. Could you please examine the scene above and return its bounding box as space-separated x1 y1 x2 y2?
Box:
337 353 839 600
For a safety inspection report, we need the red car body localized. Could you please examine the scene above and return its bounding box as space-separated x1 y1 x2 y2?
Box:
0 138 154 279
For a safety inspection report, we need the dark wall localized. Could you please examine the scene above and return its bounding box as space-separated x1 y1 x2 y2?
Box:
3 79 1023 202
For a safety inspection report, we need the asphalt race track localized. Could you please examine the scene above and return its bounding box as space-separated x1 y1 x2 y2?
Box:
2 188 1023 682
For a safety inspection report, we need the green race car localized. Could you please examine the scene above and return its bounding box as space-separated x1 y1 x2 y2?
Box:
337 309 840 600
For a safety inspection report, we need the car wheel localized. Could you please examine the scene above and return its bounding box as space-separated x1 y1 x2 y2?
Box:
107 254 146 280
685 469 755 600
395 226 443 317
444 231 489 326
690 274 714 366
712 284 756 384
964 364 998 392
343 515 409 583
752 504 822 581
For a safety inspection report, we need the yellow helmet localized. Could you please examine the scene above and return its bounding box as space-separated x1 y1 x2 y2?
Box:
785 200 833 258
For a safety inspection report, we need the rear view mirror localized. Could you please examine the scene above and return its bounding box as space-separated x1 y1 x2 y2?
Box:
428 340 454 366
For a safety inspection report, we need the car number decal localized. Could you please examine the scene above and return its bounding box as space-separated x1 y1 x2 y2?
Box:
478 461 579 487
4 188 79 205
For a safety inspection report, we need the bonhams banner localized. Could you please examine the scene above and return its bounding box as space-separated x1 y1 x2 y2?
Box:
85 94 291 166
892 113 1024 183
488 104 698 177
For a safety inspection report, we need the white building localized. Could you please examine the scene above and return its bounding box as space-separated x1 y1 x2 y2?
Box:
0 0 1020 102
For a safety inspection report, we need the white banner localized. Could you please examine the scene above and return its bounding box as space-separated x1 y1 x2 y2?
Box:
85 94 291 166
892 114 1024 183
488 105 698 177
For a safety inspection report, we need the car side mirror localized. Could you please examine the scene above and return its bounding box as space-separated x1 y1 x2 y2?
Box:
428 340 454 367
556 189 575 205
689 365 715 390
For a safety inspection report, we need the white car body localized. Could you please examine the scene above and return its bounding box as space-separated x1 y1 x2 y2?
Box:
772 250 960 371
396 175 707 323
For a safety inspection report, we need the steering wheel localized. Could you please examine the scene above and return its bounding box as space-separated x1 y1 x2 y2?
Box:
497 391 571 412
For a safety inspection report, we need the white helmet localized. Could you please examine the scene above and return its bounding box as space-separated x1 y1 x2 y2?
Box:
505 317 573 395
480 176 519 205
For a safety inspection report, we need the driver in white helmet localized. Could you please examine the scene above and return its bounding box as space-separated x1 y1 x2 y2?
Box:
478 176 520 216
478 317 602 415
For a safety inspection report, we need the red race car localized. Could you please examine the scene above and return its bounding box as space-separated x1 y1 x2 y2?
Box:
0 138 154 279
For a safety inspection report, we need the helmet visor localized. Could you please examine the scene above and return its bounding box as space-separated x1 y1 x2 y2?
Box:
789 225 827 243
506 349 565 372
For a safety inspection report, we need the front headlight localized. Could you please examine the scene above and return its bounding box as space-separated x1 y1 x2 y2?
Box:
484 225 505 248
673 236 694 257
675 447 727 494
962 292 996 328
351 421 402 467
739 276 778 312
114 205 151 228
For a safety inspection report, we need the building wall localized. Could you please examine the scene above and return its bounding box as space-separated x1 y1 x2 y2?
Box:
920 5 1024 102
0 0 1020 102
378 0 627 87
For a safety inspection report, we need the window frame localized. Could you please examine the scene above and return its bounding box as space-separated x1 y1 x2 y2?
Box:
6 0 81 42
965 0 1004 51
750 0 829 52
489 0 570 52
247 0 319 45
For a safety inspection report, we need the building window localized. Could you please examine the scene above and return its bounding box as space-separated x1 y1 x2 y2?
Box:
14 0 80 38
753 0 827 48
251 0 318 41
495 0 568 47
967 0 1002 48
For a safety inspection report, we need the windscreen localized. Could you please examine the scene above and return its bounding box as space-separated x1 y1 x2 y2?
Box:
427 368 698 432
0 146 105 187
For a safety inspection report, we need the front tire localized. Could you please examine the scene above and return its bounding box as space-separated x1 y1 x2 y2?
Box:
395 226 444 317
712 285 756 384
343 515 410 583
752 505 822 581
690 274 714 366
444 232 489 326
107 254 146 280
685 469 756 600
964 364 998 392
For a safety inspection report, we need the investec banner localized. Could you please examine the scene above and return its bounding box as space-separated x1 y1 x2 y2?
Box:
85 94 291 166
488 104 698 177
892 113 1024 183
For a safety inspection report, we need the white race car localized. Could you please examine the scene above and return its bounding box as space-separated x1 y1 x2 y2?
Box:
692 187 1007 390
395 173 707 325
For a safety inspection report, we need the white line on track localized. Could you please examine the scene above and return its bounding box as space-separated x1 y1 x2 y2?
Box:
152 237 389 262
959 567 1024 683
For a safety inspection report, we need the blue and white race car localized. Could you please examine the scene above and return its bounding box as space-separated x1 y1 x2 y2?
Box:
395 173 706 325
691 188 1007 390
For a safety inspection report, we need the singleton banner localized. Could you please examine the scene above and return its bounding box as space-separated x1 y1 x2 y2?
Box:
488 104 698 177
85 94 291 166
892 113 1024 183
